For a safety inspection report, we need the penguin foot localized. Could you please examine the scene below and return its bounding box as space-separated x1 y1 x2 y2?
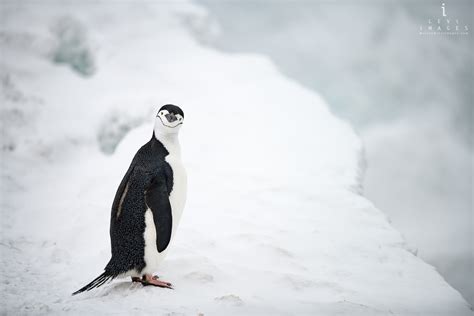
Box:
140 274 173 289
131 276 159 283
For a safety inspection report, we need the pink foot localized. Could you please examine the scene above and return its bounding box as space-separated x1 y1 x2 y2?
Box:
141 274 173 289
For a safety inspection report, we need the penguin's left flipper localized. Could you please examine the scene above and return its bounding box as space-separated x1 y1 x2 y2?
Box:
144 172 173 253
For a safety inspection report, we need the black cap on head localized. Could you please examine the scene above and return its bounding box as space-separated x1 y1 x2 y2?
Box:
159 104 184 118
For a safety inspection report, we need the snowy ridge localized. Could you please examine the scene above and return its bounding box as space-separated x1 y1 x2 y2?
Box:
0 1 471 315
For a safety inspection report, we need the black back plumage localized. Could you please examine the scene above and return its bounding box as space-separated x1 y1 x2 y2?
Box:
72 133 173 295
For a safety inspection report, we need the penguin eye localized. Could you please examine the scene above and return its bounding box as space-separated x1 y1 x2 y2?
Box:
160 111 163 115
178 117 182 121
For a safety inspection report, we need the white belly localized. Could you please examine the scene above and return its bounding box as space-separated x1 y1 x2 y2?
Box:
142 154 187 274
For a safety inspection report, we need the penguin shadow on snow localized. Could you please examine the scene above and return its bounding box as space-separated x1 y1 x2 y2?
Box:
101 281 154 297
70 281 144 300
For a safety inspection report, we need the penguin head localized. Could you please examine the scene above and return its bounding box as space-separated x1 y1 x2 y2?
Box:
154 104 185 135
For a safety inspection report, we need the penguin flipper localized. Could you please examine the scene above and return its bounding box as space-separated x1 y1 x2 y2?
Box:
145 174 172 253
111 163 135 220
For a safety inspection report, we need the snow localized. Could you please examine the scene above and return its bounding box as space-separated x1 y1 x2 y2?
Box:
0 1 471 315
193 2 473 304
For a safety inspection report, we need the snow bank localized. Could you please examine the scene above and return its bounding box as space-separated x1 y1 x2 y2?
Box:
0 1 470 315
192 1 474 303
363 111 474 304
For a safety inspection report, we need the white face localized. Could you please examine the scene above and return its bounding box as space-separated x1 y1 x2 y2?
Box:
154 109 184 135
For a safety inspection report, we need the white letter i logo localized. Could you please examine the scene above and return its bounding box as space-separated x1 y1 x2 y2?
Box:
441 3 447 17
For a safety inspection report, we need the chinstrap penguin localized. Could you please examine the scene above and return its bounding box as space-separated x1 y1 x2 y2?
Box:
73 104 187 294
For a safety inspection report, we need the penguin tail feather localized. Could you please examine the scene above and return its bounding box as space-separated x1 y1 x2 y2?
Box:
72 272 113 295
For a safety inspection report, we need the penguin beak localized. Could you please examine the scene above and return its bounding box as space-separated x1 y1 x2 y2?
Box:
165 113 177 123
